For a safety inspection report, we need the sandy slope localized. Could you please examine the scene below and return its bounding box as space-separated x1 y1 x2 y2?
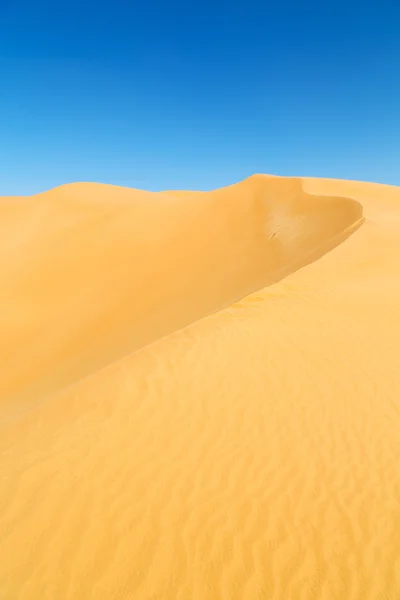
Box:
0 175 399 599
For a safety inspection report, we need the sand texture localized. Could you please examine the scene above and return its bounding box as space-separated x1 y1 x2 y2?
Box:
0 174 399 599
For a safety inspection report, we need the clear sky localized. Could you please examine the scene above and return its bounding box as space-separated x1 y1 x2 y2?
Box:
1 1 399 194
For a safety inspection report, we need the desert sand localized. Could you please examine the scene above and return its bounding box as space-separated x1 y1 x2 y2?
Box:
0 174 399 599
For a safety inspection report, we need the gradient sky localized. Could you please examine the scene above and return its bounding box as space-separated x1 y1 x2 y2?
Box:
1 1 399 194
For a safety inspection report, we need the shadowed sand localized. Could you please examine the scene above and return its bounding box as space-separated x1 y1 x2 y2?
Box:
1 175 400 599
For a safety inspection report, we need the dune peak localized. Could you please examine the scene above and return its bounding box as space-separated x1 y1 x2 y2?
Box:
0 174 363 406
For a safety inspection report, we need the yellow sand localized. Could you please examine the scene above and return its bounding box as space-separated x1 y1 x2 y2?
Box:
0 174 399 599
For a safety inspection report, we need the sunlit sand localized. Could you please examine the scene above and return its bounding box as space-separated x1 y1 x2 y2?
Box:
1 174 399 599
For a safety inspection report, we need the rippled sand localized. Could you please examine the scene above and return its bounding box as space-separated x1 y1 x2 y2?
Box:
1 175 399 599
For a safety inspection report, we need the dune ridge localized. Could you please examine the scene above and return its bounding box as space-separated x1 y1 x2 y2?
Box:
1 175 400 600
0 174 362 409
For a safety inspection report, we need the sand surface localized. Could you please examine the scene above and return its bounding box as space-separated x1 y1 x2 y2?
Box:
0 174 399 599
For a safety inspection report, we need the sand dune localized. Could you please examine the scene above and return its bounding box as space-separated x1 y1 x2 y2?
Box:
1 175 399 599
0 175 362 410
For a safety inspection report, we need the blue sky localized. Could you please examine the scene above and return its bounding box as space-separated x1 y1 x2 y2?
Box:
1 1 399 194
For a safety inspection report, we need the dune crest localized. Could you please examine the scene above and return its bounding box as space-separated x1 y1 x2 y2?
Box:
0 175 362 407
